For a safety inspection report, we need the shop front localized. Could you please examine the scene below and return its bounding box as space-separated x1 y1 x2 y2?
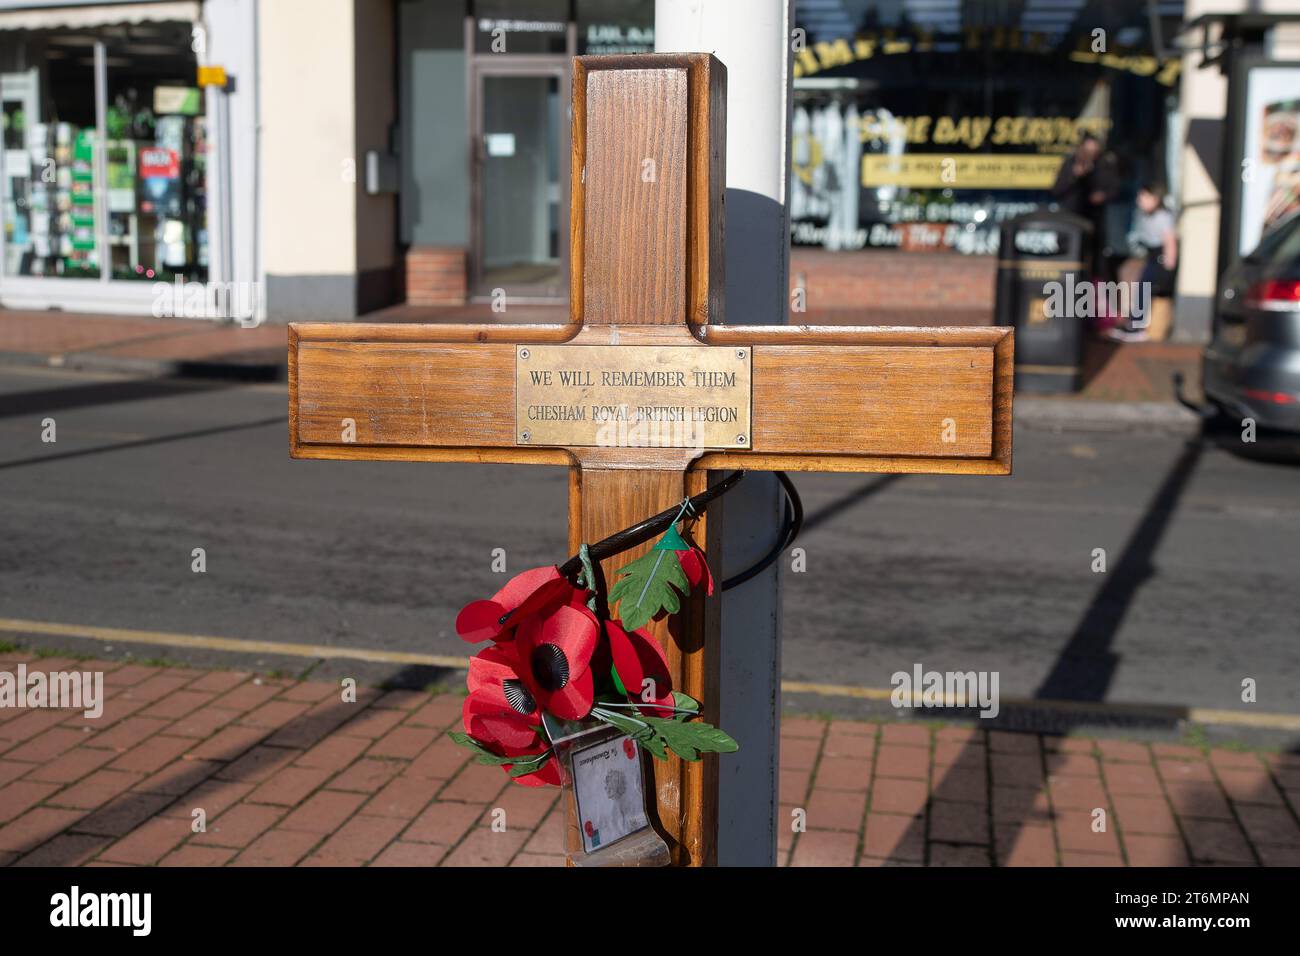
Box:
788 0 1186 319
0 0 257 319
400 0 654 306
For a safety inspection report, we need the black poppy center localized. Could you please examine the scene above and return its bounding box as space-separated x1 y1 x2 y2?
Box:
502 679 536 716
531 643 570 692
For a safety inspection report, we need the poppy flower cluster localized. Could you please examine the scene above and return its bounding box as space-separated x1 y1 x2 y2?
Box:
454 565 674 787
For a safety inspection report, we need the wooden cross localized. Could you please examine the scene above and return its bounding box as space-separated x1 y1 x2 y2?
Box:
288 53 1012 866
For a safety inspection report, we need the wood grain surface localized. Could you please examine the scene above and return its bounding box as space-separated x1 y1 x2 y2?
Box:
582 68 686 324
287 52 1013 869
291 324 1009 471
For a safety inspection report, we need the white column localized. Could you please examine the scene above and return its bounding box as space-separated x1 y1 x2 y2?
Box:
657 0 793 867
1173 2 1227 343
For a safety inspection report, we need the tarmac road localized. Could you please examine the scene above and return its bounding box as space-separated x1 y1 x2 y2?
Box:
1 363 1298 741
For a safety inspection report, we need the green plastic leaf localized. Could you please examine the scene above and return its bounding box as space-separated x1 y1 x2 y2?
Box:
638 734 669 759
451 731 553 777
609 547 690 632
610 663 629 697
592 707 651 738
449 732 516 766
653 523 690 552
648 716 739 762
671 691 701 720
589 707 738 764
507 750 552 777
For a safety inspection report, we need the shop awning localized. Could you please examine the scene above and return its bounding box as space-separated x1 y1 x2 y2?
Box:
0 1 200 31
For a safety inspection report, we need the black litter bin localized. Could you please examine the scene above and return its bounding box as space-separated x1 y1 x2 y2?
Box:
995 209 1093 394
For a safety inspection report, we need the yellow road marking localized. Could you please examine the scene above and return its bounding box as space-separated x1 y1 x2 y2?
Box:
4 617 1299 732
0 618 469 670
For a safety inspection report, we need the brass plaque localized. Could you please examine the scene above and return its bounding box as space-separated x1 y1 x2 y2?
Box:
516 345 752 449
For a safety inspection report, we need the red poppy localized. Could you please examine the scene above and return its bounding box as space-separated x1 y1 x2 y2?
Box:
455 566 586 644
462 646 559 787
606 619 674 716
514 602 601 720
623 738 637 760
677 545 714 596
467 644 539 721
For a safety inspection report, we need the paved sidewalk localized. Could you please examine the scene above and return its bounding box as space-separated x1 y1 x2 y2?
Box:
0 310 287 378
1 652 1297 867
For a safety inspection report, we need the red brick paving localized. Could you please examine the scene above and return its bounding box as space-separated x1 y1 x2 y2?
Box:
2 654 1299 866
0 309 287 368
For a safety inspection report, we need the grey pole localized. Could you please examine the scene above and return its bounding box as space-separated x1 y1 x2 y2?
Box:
656 0 793 866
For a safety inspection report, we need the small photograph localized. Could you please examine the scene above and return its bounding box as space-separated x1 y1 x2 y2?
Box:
571 736 649 853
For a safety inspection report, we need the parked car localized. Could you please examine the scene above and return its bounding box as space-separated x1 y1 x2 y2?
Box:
1202 211 1300 433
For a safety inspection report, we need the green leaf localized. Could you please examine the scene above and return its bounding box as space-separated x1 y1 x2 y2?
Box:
608 547 690 632
589 707 738 764
507 750 552 777
451 731 553 775
648 716 739 761
449 732 516 766
638 734 669 759
670 691 702 712
671 691 701 717
653 523 690 552
609 663 629 698
592 706 650 738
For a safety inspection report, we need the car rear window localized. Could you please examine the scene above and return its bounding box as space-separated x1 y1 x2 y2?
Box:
1249 212 1300 264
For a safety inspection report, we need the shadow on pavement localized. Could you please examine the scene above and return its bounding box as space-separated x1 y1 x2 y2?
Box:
0 377 235 420
800 474 903 535
845 426 1291 866
0 416 288 471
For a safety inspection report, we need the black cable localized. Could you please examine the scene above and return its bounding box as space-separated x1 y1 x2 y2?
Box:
553 468 802 592
555 470 744 579
720 471 802 591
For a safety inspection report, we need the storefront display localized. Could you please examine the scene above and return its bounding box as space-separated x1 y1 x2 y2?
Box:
0 19 208 287
790 16 1182 258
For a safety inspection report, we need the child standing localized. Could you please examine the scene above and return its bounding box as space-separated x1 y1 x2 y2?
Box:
1111 184 1178 341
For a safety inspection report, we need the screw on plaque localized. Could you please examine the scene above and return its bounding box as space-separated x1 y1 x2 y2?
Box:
736 349 746 359
521 431 531 443
520 348 530 360
736 434 746 444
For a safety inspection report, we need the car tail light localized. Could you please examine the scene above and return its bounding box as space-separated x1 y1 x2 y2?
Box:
1242 387 1299 405
1244 279 1300 311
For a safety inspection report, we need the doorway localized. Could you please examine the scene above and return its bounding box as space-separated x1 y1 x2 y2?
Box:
470 62 569 301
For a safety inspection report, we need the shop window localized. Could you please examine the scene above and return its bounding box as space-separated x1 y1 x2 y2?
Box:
104 22 207 282
789 6 1184 258
0 21 206 283
1 31 99 278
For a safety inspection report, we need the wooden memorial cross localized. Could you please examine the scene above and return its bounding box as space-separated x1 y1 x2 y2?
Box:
288 54 1012 866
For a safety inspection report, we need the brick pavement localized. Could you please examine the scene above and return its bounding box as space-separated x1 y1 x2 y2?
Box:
2 650 1297 867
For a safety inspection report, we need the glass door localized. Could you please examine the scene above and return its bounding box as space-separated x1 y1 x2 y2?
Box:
471 65 567 300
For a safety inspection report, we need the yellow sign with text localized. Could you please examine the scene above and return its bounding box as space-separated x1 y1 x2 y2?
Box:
861 154 1064 190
